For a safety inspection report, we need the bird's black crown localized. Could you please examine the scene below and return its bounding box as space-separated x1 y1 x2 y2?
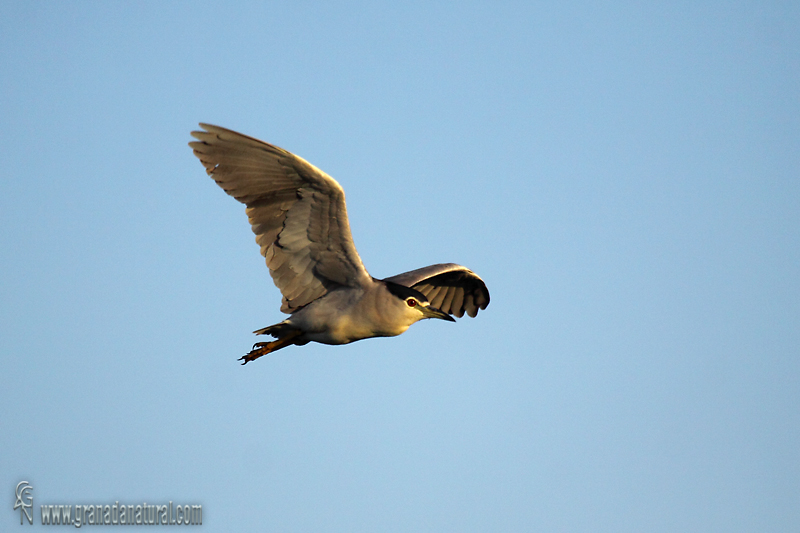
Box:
383 280 429 303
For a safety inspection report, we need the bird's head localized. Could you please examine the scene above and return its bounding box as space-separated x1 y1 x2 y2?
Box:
384 281 455 324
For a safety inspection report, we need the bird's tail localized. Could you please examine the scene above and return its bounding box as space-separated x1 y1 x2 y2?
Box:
253 321 299 338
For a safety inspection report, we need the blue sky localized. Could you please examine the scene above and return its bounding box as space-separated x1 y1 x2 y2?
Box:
1 1 798 531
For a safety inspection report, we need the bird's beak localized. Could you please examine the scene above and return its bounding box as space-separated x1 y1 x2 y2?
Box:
421 305 456 322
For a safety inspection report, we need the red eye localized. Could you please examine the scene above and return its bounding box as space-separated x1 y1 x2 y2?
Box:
407 299 417 307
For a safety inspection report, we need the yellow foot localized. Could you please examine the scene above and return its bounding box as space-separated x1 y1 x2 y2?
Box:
239 330 302 364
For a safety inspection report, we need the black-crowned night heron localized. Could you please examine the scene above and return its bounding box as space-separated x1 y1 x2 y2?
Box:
189 124 490 364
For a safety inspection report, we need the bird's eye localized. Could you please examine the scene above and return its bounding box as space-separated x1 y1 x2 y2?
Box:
406 298 417 307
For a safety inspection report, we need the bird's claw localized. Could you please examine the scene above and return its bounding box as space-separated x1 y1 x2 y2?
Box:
240 347 267 365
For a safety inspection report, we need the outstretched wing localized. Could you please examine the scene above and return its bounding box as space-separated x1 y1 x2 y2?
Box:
189 123 371 313
384 263 490 318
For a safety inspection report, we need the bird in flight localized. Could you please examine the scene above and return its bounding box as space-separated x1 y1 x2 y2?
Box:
189 124 490 363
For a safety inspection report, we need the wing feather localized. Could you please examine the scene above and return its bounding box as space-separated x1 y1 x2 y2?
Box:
190 124 371 312
430 288 446 310
464 293 477 318
383 263 490 318
424 286 443 305
451 288 465 318
440 286 456 313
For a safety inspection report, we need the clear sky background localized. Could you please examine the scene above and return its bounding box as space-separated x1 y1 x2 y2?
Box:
1 2 798 531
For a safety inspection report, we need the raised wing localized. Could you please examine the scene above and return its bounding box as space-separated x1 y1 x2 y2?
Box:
189 124 371 313
384 263 490 318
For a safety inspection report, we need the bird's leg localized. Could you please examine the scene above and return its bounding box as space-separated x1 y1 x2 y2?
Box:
240 330 303 364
